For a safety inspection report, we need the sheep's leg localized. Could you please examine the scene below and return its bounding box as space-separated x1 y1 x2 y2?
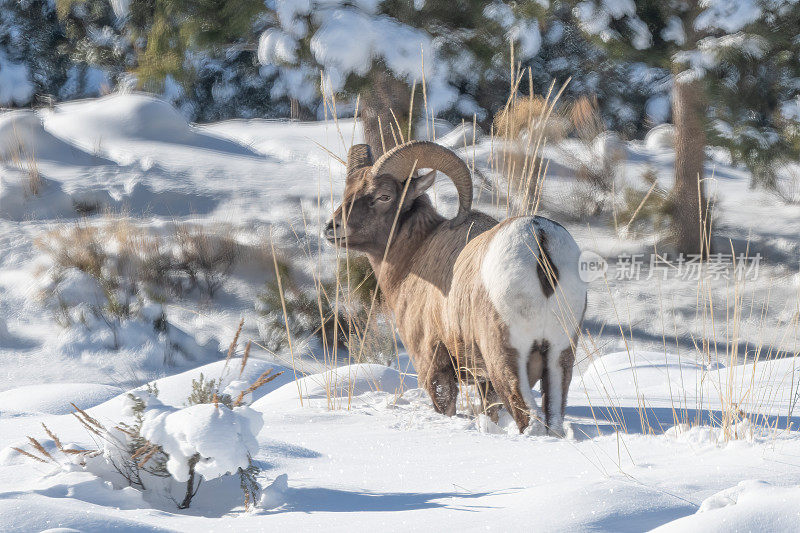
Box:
527 344 545 391
541 342 574 436
478 380 501 423
423 344 458 417
483 346 540 433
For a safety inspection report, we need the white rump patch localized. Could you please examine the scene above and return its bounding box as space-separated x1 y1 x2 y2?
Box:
480 217 587 427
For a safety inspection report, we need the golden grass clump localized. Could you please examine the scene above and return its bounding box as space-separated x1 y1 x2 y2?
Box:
1 125 43 197
174 223 240 297
493 95 570 143
232 368 284 407
37 218 247 310
567 95 605 142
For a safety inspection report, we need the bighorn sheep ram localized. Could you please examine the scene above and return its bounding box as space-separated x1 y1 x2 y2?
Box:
325 140 587 435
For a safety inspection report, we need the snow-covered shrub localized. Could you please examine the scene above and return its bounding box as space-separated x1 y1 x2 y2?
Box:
257 259 348 353
140 395 264 509
34 220 246 361
11 366 282 511
557 96 627 221
566 96 625 193
617 166 672 236
257 254 397 365
174 224 240 298
37 220 244 309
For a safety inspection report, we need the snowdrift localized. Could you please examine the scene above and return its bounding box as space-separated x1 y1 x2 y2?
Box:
252 363 417 409
0 169 74 220
43 93 261 158
0 383 122 415
44 93 194 143
0 110 108 165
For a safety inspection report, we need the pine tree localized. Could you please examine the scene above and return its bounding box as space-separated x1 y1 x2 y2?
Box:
55 0 136 98
520 6 671 139
179 49 282 122
128 0 265 92
705 1 800 189
570 0 800 254
0 0 69 106
257 1 549 155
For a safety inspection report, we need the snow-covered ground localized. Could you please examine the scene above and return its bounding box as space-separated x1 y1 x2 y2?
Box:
1 93 799 531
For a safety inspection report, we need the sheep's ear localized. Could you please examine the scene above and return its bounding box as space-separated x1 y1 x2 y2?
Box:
407 170 436 200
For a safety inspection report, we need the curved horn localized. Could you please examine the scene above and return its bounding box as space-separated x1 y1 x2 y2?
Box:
346 144 374 177
371 140 473 222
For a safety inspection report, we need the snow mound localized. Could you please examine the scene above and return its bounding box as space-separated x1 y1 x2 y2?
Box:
252 363 417 409
42 93 262 163
105 359 295 410
580 351 724 401
645 124 675 150
259 473 289 509
141 400 264 482
0 110 106 165
38 268 105 308
44 93 193 143
437 122 481 150
665 420 754 447
35 471 147 509
0 383 123 415
592 131 626 160
654 480 800 532
0 169 74 220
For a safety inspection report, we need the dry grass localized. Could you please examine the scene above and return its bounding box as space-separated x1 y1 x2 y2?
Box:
567 95 605 142
174 223 240 297
2 124 43 197
493 95 570 143
616 166 672 236
774 164 800 204
37 218 247 308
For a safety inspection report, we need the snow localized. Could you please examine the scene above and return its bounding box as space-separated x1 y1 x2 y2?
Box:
694 0 762 33
259 473 289 509
44 93 194 144
0 171 74 220
661 16 686 46
0 383 122 415
654 481 800 532
644 124 675 150
252 363 416 409
645 95 671 124
141 401 263 482
0 94 799 530
0 110 107 165
309 9 434 89
0 50 33 106
258 29 300 64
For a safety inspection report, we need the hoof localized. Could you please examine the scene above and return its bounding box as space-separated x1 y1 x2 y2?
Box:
523 417 547 436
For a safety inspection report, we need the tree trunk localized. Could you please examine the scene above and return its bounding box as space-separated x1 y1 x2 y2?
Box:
671 77 710 257
360 70 412 157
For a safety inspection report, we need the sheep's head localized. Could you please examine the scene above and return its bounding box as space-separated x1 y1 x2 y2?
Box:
325 141 473 255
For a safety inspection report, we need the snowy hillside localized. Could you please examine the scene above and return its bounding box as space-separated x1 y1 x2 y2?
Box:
1 94 799 531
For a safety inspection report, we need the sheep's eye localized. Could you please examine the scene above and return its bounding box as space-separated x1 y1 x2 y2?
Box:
376 194 391 202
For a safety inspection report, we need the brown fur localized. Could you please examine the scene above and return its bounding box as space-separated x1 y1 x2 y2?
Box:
326 157 584 434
